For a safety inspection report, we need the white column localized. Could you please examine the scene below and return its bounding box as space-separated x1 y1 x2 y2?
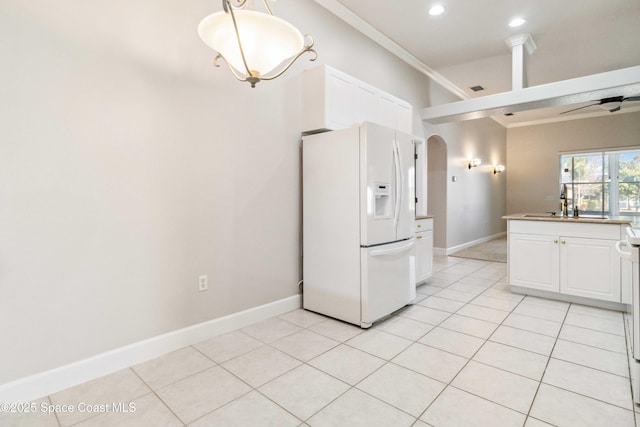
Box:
505 34 537 90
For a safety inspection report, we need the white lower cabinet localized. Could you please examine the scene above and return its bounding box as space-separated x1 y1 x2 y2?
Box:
508 220 624 304
509 233 559 293
415 218 433 284
561 237 620 302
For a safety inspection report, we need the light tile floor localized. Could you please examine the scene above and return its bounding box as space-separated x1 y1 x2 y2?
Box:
3 256 639 426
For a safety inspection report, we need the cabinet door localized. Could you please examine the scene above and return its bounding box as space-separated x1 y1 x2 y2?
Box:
415 230 433 284
325 71 355 129
396 102 413 134
378 94 397 130
353 82 379 124
560 237 621 302
509 233 559 292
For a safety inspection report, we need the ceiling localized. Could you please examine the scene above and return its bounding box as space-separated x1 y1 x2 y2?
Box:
329 0 640 126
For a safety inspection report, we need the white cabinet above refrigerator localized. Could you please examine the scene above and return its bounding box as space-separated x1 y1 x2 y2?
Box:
301 65 414 135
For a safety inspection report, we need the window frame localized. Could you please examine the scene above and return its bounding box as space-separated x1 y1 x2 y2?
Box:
559 147 640 219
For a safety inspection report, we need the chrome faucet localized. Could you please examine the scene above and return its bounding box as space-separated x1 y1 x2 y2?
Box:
560 184 568 217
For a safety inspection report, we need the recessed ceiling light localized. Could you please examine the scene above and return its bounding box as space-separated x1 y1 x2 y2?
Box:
429 5 445 16
509 18 526 28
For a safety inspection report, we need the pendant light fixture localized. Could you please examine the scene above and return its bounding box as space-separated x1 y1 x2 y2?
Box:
198 0 317 87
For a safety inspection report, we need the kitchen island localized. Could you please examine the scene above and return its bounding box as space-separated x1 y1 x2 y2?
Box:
503 213 631 310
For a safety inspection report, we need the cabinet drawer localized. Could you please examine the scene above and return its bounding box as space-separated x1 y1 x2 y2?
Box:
415 218 433 232
415 229 433 240
509 220 621 239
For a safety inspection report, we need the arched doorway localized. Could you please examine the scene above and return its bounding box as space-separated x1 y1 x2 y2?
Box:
427 135 447 251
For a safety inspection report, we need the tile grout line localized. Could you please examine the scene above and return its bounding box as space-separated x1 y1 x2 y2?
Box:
288 265 507 424
412 273 538 423
621 311 637 424
127 367 188 426
260 315 405 424
519 302 638 419
185 316 328 425
257 313 391 424
425 258 636 421
49 395 63 427
522 300 571 424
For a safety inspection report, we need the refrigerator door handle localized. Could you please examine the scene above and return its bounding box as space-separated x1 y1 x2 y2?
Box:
370 239 415 257
393 140 402 230
396 138 405 216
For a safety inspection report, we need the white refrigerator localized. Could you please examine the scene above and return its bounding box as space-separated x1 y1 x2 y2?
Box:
303 122 417 328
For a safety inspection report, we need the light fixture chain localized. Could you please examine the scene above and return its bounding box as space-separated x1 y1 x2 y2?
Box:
224 0 272 14
225 0 248 10
261 0 273 15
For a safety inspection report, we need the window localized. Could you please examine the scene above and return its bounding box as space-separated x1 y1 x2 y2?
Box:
560 149 640 221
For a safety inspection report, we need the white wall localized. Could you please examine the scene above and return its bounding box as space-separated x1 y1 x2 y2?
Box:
506 112 640 215
425 83 508 249
427 136 447 248
0 0 432 385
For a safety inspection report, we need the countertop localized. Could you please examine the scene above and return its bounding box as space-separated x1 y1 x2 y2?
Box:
502 213 631 225
416 215 435 220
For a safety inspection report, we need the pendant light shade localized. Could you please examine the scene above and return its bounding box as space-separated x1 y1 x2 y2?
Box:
198 0 317 87
199 11 302 77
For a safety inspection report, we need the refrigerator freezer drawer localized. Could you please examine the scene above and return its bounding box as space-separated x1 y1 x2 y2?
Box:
360 239 416 327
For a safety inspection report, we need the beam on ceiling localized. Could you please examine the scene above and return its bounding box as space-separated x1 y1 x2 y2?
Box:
421 66 640 124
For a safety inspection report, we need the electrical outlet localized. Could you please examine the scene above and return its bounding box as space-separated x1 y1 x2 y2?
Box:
198 275 208 292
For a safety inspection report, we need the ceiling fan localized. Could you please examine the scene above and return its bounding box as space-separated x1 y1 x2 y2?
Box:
561 95 640 114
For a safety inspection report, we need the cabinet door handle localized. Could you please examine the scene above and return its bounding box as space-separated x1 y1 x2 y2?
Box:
416 236 423 239
561 240 566 244
554 239 558 244
417 225 422 228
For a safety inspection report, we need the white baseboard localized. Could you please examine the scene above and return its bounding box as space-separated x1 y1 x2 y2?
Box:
0 294 302 403
446 231 507 255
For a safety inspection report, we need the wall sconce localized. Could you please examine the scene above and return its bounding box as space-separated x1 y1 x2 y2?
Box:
467 158 482 169
494 165 506 174
198 0 317 88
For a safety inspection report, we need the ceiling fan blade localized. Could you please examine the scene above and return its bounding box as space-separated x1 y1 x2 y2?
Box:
560 102 600 114
624 96 640 102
